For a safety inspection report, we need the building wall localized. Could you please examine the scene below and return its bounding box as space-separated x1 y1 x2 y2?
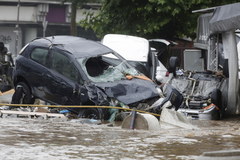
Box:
0 27 22 55
23 27 37 45
0 1 100 55
0 6 36 22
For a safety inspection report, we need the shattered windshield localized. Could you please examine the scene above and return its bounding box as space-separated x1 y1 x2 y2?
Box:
77 53 140 83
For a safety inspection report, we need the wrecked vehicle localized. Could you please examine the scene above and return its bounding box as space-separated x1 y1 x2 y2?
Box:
167 68 225 120
11 36 182 120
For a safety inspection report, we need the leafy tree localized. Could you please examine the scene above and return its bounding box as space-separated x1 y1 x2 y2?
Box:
80 0 240 39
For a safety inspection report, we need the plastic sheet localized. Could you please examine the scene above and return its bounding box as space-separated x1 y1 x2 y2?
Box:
209 3 240 33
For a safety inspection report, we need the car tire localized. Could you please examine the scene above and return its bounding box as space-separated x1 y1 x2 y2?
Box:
78 108 105 120
211 89 222 109
168 56 179 76
11 82 35 104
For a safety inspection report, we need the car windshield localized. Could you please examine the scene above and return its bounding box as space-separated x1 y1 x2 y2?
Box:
77 53 140 83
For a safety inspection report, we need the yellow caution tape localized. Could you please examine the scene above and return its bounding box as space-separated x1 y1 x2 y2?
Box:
0 103 160 117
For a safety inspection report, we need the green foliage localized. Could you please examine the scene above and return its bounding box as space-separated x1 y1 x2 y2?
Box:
80 0 240 39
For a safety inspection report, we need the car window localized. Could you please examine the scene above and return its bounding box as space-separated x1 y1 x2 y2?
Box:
77 53 140 83
51 50 81 83
30 48 49 66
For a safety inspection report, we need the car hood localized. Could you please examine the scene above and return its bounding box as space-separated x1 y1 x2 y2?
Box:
90 78 159 105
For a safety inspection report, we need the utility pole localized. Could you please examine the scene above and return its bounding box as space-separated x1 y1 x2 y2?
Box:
42 17 48 37
14 0 20 57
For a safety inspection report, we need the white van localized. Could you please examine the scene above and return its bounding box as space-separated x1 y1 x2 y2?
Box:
102 34 171 83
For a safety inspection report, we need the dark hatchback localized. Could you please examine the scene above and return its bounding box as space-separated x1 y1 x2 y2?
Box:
11 36 168 119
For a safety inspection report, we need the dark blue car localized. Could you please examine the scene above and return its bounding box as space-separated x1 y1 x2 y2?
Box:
11 36 173 119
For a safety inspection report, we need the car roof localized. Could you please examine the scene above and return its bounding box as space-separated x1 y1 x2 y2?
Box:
30 36 113 58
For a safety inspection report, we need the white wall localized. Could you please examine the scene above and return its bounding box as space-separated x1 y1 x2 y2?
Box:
0 27 22 56
0 6 36 22
24 28 37 45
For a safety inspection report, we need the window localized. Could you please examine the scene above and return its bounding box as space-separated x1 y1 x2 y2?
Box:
46 5 66 23
51 50 80 83
77 53 140 83
31 48 48 66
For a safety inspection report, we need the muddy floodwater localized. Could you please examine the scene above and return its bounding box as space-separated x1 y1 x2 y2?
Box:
0 116 240 160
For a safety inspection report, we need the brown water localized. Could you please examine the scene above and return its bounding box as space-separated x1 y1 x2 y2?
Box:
0 117 240 160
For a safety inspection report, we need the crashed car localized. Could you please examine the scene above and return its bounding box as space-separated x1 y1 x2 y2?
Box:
167 69 225 120
162 46 228 120
11 36 183 120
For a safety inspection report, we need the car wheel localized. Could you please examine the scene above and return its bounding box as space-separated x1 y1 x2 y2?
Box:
78 108 105 120
211 89 222 109
168 56 179 76
11 82 35 104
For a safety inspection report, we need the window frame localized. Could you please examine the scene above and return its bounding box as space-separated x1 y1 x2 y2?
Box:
30 47 50 67
49 49 83 84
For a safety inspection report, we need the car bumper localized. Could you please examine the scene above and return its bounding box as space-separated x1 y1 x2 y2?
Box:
178 105 220 120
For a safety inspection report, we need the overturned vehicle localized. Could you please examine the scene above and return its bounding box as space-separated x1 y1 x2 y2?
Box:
167 67 226 120
11 36 182 120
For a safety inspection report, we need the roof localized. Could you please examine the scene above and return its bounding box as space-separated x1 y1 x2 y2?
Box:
31 36 113 58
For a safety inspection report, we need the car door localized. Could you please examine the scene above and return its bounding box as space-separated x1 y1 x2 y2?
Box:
28 47 52 99
147 50 158 81
43 49 83 105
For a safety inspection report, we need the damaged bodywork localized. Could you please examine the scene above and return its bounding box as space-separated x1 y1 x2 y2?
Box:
168 71 226 120
12 36 180 120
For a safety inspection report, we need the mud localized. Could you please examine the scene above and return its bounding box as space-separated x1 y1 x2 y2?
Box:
0 116 240 160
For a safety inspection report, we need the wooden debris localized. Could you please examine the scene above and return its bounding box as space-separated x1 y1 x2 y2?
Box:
0 110 66 120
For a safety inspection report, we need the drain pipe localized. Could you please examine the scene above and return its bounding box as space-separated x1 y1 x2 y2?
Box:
222 31 239 115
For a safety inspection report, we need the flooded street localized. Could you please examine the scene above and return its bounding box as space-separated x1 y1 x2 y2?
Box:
0 1 240 160
0 117 240 160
